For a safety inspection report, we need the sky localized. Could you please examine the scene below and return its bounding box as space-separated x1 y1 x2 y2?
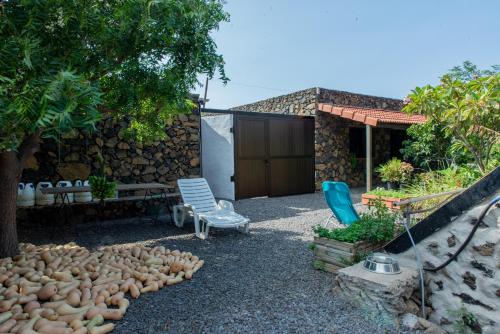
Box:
196 0 500 109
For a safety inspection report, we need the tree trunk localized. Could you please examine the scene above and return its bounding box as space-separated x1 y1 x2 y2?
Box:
0 152 22 258
0 131 41 259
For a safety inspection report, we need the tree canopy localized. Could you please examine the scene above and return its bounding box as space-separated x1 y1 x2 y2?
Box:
403 62 500 173
0 0 228 149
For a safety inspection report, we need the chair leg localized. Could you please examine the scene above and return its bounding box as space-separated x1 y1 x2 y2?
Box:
194 215 202 238
173 205 184 227
203 224 210 239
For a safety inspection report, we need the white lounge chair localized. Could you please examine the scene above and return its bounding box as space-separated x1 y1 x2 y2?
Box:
174 178 250 239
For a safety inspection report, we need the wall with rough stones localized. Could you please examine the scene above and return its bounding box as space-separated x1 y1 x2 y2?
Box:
397 193 500 334
17 113 200 225
21 113 200 190
234 88 318 116
233 88 402 189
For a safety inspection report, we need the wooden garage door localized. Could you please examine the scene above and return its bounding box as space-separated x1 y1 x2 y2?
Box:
235 115 315 199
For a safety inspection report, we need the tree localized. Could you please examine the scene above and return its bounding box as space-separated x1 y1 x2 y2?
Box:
403 64 500 174
401 121 472 170
0 0 228 258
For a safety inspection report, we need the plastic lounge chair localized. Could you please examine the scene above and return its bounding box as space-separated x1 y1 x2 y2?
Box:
322 181 360 226
174 178 250 239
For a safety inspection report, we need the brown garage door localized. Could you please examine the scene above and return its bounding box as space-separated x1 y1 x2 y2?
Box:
234 114 315 199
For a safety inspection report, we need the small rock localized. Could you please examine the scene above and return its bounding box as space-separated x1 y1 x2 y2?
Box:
462 271 477 290
447 234 456 247
427 242 439 255
400 313 420 330
472 242 495 256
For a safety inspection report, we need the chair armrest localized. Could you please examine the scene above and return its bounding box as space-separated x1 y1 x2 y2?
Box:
218 200 234 212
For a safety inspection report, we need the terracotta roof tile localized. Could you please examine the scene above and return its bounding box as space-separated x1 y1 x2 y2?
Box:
317 103 426 126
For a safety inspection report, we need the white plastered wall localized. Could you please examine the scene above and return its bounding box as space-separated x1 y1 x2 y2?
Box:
201 114 235 200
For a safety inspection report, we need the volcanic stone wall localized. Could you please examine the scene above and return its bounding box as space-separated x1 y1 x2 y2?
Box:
21 113 200 191
233 88 402 189
16 113 200 228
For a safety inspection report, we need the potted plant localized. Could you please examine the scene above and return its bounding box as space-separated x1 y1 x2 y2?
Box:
376 158 414 189
311 200 398 273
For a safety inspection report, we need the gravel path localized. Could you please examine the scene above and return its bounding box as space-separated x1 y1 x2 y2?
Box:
25 191 412 334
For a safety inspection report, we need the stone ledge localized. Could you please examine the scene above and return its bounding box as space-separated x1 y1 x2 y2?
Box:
334 262 419 324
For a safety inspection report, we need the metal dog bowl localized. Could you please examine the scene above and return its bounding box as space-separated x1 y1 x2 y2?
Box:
363 253 401 274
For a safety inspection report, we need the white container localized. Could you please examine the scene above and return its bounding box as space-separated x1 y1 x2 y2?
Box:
17 183 25 206
35 182 55 206
17 183 35 207
55 180 74 204
74 180 92 203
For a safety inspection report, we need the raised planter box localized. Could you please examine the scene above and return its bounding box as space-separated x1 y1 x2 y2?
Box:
361 193 408 210
312 236 382 273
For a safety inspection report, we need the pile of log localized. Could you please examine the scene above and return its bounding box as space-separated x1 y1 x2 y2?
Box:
0 242 204 333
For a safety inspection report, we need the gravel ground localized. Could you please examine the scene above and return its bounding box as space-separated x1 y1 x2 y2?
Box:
25 190 414 334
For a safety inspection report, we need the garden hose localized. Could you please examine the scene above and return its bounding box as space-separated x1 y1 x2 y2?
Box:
424 195 500 272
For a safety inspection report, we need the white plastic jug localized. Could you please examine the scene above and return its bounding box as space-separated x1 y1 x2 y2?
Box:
55 180 74 204
17 183 25 206
18 183 35 207
35 182 55 205
74 180 92 203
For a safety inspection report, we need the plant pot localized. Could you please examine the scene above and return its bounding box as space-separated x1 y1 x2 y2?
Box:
312 237 382 273
361 193 407 210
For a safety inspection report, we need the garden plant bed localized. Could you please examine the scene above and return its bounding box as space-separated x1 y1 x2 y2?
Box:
361 193 409 210
313 236 383 273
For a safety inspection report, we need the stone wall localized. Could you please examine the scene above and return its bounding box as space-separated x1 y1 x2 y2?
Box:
21 113 200 191
234 88 318 116
233 87 403 189
397 193 500 334
17 113 200 225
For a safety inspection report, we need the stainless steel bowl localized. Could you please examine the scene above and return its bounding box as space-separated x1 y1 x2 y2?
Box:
362 253 401 274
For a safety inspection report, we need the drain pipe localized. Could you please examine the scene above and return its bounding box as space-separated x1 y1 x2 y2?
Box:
402 207 426 318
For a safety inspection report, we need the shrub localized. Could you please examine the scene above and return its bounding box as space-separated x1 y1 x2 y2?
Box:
89 176 116 202
313 200 398 243
376 158 414 184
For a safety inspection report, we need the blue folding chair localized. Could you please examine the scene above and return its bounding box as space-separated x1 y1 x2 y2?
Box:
322 181 360 226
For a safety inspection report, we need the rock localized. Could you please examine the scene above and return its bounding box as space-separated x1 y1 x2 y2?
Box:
117 142 130 150
427 242 439 255
190 158 199 167
462 271 477 290
473 242 495 256
496 289 500 298
447 234 456 247
132 157 149 165
57 163 91 180
105 137 118 148
400 313 420 329
95 138 103 146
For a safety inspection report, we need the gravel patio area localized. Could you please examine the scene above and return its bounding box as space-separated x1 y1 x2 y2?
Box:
24 190 413 334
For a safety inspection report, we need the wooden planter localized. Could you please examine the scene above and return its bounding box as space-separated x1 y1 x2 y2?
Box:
312 237 382 273
361 193 407 210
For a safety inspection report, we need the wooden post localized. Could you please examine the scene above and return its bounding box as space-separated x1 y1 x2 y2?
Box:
366 124 372 192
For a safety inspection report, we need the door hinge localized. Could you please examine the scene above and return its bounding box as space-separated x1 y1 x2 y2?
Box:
230 175 235 182
229 127 234 133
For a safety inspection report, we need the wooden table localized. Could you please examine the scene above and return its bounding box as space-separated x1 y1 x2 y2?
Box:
41 183 180 223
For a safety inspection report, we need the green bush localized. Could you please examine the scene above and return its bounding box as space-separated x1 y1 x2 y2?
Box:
89 175 116 202
313 200 398 243
376 158 414 184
